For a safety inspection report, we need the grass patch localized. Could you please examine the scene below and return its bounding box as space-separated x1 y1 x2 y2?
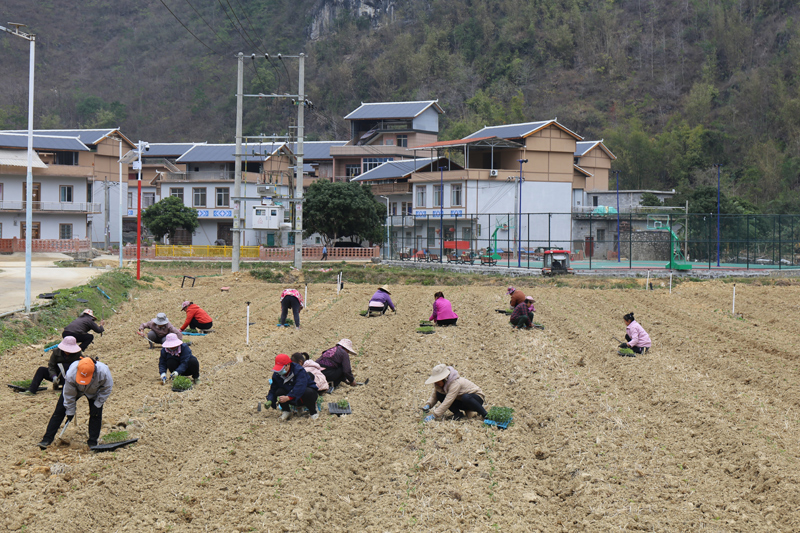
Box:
485 406 514 424
0 271 142 355
416 326 435 334
11 379 32 388
172 376 193 391
101 430 130 444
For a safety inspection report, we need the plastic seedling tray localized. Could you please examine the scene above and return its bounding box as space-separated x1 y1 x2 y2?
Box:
328 403 352 416
483 417 513 429
7 384 47 393
90 438 138 452
533 323 545 330
417 326 435 334
495 309 513 315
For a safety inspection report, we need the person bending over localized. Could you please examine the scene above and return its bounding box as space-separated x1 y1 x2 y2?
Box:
620 312 651 354
180 301 213 332
429 291 458 326
62 309 105 351
159 333 200 384
422 364 487 422
267 353 319 421
138 312 182 347
292 352 329 393
316 339 357 393
368 285 395 315
26 336 83 395
279 288 304 329
509 296 535 329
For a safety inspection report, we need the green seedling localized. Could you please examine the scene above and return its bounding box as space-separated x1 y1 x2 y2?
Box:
485 406 514 424
359 310 368 316
172 376 193 391
280 318 294 326
618 347 635 356
336 399 350 409
11 379 32 388
101 430 130 444
416 326 434 334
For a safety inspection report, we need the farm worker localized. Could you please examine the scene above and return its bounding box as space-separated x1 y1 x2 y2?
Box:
316 339 357 393
25 336 83 395
429 291 458 326
509 296 535 329
620 312 651 354
422 364 487 422
506 287 526 308
138 312 182 347
291 352 329 392
266 353 320 421
179 301 213 332
368 285 396 315
38 357 113 449
159 333 200 384
321 245 328 261
279 288 304 329
62 309 105 351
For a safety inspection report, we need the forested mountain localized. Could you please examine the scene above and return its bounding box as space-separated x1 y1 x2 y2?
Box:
2 0 800 211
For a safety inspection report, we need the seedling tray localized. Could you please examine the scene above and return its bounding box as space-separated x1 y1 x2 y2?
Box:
495 309 513 315
8 384 47 393
90 438 138 452
533 323 545 330
183 331 209 336
483 417 513 429
417 329 435 335
618 349 636 357
328 403 352 416
172 386 193 392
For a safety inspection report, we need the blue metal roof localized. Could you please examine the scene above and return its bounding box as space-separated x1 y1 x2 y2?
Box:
2 128 131 146
351 157 440 182
177 141 347 163
344 101 444 120
143 143 203 158
289 141 347 159
465 120 582 141
0 132 90 151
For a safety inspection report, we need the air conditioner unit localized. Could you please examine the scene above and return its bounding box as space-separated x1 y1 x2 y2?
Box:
257 186 274 196
489 170 499 177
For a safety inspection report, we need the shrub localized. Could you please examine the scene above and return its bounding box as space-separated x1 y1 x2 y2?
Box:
101 430 129 444
172 376 192 390
486 406 514 424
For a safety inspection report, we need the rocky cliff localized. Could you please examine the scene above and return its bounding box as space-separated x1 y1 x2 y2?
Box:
307 0 397 40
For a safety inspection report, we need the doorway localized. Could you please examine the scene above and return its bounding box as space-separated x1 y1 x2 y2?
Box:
217 223 233 245
23 182 41 210
21 221 41 239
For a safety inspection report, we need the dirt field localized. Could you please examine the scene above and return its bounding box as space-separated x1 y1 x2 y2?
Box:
1 272 799 531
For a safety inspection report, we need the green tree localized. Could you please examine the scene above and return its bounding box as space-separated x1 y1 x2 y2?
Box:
141 196 199 243
303 180 386 245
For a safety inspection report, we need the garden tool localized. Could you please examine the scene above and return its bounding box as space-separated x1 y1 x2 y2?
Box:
59 419 71 439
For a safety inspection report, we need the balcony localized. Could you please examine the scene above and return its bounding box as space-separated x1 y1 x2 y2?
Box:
29 165 94 178
0 201 102 214
162 170 262 182
330 145 409 157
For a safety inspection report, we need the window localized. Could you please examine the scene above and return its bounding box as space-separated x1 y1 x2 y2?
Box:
396 135 408 148
597 229 606 242
59 224 73 239
345 164 361 178
391 203 398 216
0 183 3 201
462 227 472 240
86 186 92 203
59 185 73 203
54 151 79 166
416 186 426 207
384 138 394 146
402 202 412 215
216 187 230 207
433 185 443 207
170 188 184 201
315 237 321 244
287 233 295 245
593 196 598 207
127 192 133 209
427 227 436 248
142 192 155 208
362 157 393 173
193 188 206 207
451 184 462 206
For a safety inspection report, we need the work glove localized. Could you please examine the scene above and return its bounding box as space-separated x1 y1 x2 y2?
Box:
66 415 74 423
619 343 629 349
171 371 178 379
423 414 435 423
160 373 167 384
51 375 59 385
421 404 431 412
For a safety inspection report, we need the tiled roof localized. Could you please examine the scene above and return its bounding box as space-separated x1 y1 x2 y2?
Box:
575 140 617 160
0 132 90 151
143 143 204 158
465 120 582 141
344 101 444 120
2 128 133 147
351 157 440 181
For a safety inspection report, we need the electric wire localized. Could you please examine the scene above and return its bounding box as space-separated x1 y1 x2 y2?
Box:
233 0 267 53
225 0 264 54
215 0 262 53
158 0 220 55
183 0 233 51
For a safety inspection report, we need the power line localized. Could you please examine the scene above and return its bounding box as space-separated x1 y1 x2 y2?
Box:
215 0 261 53
159 0 220 55
183 0 232 50
233 0 266 52
225 0 265 54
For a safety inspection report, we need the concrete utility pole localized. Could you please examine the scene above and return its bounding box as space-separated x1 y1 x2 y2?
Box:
104 179 110 249
119 138 123 268
294 53 305 270
2 23 35 312
233 52 244 273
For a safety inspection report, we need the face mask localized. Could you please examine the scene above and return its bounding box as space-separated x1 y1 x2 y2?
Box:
278 366 289 376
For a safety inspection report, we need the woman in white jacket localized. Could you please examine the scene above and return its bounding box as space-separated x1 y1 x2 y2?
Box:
292 352 329 392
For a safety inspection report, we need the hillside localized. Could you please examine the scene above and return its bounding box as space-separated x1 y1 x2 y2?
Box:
2 0 800 210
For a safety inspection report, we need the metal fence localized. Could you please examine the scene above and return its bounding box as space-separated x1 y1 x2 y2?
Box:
384 212 800 270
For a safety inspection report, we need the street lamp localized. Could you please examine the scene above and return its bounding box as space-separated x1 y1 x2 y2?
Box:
517 159 528 267
439 165 446 262
1 23 36 312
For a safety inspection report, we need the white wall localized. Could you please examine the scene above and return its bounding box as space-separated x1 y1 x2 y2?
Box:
89 180 128 247
412 107 440 133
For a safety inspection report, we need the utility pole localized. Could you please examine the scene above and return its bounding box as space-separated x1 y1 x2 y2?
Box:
119 138 123 268
233 52 244 273
294 53 305 270
104 179 110 249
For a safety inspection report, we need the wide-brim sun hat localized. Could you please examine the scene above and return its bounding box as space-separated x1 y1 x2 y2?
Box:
525 296 535 302
425 364 450 385
57 336 81 354
506 287 516 295
181 301 191 310
154 313 169 325
81 308 96 319
337 339 356 354
162 333 182 349
379 285 391 294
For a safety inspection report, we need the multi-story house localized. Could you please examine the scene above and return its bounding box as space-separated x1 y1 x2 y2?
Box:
0 128 133 244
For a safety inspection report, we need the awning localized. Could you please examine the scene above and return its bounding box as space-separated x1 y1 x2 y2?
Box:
0 148 47 168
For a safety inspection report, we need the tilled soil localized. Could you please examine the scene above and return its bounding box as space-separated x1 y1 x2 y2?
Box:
1 274 799 531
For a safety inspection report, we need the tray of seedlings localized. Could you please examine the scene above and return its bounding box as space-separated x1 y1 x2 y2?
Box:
483 406 514 429
90 430 139 452
416 325 435 334
7 380 47 393
495 308 513 315
359 310 369 316
328 398 352 416
618 347 636 357
172 376 193 392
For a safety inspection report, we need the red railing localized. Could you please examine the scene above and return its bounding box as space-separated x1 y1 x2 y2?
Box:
0 238 91 253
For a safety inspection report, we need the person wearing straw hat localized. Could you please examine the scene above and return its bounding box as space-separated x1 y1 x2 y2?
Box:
506 287 526 309
266 353 320 421
138 312 182 348
38 357 113 449
316 339 357 393
422 364 487 422
62 309 105 351
24 336 84 395
158 333 200 385
278 288 304 329
509 296 536 329
179 301 213 332
368 285 396 315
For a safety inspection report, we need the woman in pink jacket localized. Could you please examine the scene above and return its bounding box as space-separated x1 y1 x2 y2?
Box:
291 352 329 392
429 292 458 326
620 312 651 354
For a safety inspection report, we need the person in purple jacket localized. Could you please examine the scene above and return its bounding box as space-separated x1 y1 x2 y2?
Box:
368 285 396 315
316 339 357 393
620 312 651 354
429 292 458 326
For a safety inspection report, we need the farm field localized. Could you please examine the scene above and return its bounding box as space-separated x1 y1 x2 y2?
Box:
1 272 799 531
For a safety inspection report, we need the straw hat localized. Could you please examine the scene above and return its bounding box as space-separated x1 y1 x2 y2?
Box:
162 333 183 349
425 364 451 385
76 358 95 385
378 285 391 294
181 301 191 311
154 313 169 325
81 308 96 319
57 336 81 354
337 339 356 354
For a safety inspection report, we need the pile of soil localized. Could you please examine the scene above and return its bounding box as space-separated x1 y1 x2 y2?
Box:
1 274 799 530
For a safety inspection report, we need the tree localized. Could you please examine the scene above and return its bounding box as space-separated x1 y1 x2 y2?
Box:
141 196 200 243
303 180 386 245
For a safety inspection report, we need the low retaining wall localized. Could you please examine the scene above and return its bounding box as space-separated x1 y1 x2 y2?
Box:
0 238 91 254
122 245 380 261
